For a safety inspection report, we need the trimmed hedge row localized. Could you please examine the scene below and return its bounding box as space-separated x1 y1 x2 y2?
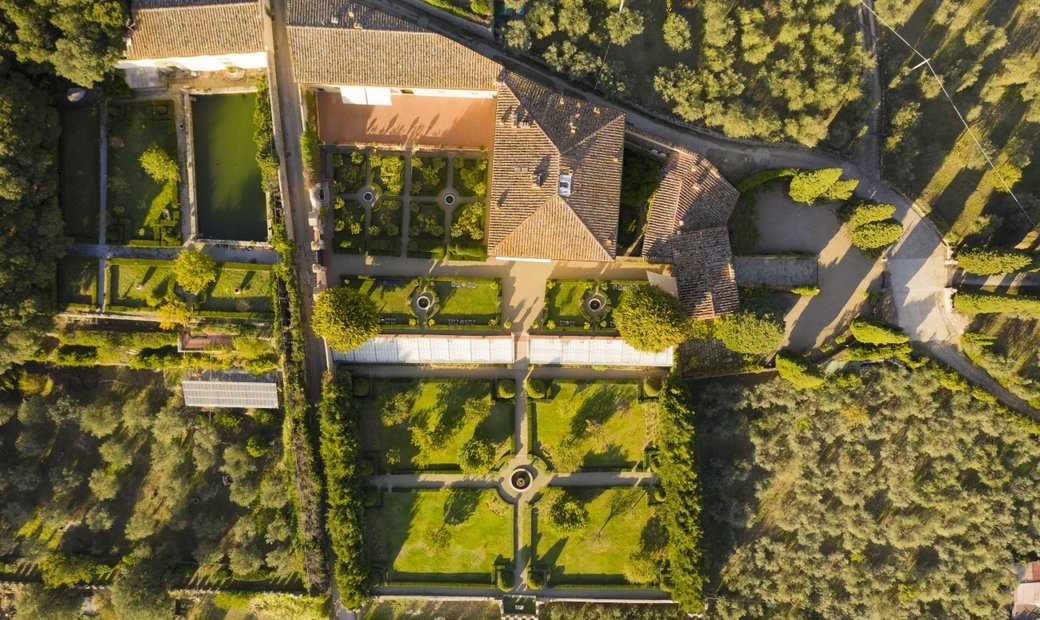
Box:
849 318 909 345
954 291 1040 318
317 370 369 609
656 379 705 611
775 350 825 390
734 168 797 194
956 248 1035 276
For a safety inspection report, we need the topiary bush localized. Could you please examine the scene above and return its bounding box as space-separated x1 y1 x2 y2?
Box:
849 219 903 252
957 248 1035 275
497 379 516 399
954 291 1040 318
775 350 826 390
613 284 689 352
849 318 909 345
526 378 548 399
791 285 821 296
840 201 896 228
788 168 858 204
495 568 514 591
352 376 370 398
716 308 785 355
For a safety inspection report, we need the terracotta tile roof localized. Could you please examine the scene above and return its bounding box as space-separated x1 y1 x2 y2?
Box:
125 1 262 60
489 72 624 261
286 1 500 90
671 227 739 320
627 134 738 263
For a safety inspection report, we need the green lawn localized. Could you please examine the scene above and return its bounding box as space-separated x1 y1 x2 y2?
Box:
533 381 651 470
57 257 99 309
106 100 180 246
59 106 101 241
534 487 660 585
359 379 512 471
367 489 512 582
542 280 641 332
199 263 274 315
107 259 174 309
346 277 501 329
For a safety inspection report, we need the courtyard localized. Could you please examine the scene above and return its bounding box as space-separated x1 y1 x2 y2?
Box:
346 276 502 330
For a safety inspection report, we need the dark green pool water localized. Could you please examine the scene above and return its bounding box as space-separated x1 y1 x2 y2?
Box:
193 93 266 241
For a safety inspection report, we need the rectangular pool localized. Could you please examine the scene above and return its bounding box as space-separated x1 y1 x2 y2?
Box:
193 93 267 241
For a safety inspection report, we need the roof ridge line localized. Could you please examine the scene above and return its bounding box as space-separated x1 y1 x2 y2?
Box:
558 114 624 156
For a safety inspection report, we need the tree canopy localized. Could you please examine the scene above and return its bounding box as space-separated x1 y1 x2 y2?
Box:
171 249 217 296
715 296 785 355
312 287 380 352
110 553 174 620
695 363 1040 617
613 284 689 352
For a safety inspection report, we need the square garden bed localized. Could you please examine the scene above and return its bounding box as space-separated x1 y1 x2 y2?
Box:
530 380 653 471
357 378 512 472
540 280 642 332
453 157 488 198
367 199 403 257
332 197 367 254
106 258 174 311
410 156 449 196
448 202 488 261
197 263 275 318
367 488 513 585
408 202 447 258
331 151 368 195
344 276 502 330
106 100 181 247
532 487 662 586
57 257 99 310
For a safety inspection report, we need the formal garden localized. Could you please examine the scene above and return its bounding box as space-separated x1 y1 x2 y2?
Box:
329 149 488 260
344 275 502 330
529 380 655 471
530 487 663 587
539 279 643 332
366 489 513 585
356 378 513 472
106 99 181 246
57 256 100 311
59 105 101 242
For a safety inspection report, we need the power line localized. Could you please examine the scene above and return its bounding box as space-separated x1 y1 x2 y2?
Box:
858 0 1035 228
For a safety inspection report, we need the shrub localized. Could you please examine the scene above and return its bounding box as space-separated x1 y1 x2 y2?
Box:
849 318 909 345
312 287 380 352
317 370 369 608
496 568 514 591
845 342 913 362
954 291 1040 318
39 553 99 587
662 12 692 52
458 438 496 473
246 434 268 458
788 168 847 204
497 379 515 399
351 377 371 398
613 284 689 352
643 376 663 398
791 285 820 296
139 144 179 183
840 202 896 229
716 308 785 355
775 350 826 390
543 491 589 534
526 378 548 399
957 248 1035 275
849 219 903 252
299 128 319 183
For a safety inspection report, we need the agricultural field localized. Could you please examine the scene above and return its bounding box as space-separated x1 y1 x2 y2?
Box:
357 379 513 471
0 367 301 594
366 489 512 583
531 380 652 470
532 487 662 586
59 105 101 241
105 100 181 246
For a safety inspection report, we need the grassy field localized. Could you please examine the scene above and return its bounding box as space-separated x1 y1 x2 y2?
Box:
358 379 512 471
193 93 267 242
107 259 173 309
534 487 660 585
533 381 651 470
199 263 275 315
106 100 180 246
346 277 501 328
57 257 99 309
59 106 101 241
367 489 512 581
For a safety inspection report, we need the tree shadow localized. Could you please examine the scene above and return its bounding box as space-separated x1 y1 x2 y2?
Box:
443 488 480 526
583 443 628 469
567 384 627 438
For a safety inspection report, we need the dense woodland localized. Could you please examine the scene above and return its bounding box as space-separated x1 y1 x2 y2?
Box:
694 364 1040 618
508 0 867 147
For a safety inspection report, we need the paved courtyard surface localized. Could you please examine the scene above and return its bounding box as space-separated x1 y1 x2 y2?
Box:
316 91 496 148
